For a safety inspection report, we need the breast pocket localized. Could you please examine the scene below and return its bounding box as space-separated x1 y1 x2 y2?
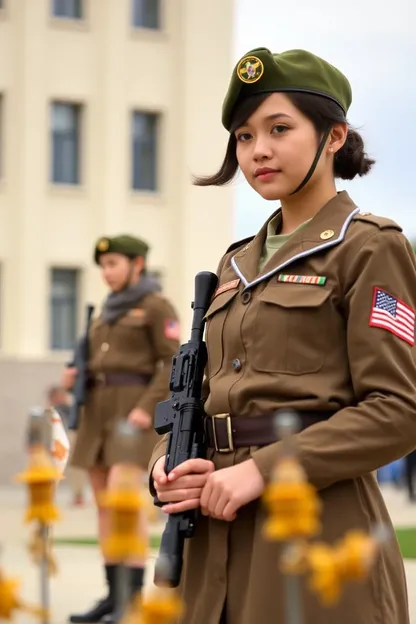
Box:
252 284 331 375
119 315 147 328
115 314 149 350
204 289 239 379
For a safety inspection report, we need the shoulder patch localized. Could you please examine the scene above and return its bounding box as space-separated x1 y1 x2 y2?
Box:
353 212 402 232
225 235 255 255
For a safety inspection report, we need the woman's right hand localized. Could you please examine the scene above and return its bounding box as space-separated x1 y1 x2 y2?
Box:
153 455 215 514
61 366 78 391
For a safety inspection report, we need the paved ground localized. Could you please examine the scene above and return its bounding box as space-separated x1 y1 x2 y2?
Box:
1 482 416 622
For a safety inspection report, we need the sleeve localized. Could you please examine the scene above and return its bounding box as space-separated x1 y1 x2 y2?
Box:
148 433 169 495
136 296 180 417
251 229 416 490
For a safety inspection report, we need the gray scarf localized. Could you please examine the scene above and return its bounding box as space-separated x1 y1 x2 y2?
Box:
101 275 161 324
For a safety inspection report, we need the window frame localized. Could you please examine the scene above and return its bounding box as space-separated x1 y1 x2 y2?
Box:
52 0 83 20
131 109 160 193
49 267 80 351
50 100 82 186
131 0 161 30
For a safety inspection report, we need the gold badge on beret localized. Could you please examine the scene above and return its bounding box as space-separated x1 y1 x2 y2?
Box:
97 238 109 252
237 55 264 84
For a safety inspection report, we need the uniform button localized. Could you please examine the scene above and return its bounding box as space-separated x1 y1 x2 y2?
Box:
232 358 242 372
320 229 335 240
101 342 110 352
241 291 251 304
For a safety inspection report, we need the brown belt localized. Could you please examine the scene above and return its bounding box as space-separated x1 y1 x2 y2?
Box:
204 411 334 452
90 372 152 388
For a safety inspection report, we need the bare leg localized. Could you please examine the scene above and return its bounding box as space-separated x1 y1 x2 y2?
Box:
102 463 147 623
68 467 115 622
106 463 147 567
88 466 110 559
67 431 87 504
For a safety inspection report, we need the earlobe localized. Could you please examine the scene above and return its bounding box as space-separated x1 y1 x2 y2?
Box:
329 122 348 154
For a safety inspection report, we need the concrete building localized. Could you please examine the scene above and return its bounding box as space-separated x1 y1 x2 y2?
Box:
0 0 235 481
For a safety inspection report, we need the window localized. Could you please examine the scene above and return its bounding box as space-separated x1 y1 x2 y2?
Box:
51 102 81 185
132 0 160 29
132 111 159 191
52 0 82 18
50 268 79 350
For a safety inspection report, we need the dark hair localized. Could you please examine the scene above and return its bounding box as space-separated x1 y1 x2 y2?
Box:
193 92 375 186
126 254 147 276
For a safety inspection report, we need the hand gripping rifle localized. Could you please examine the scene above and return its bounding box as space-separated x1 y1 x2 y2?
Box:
67 303 95 431
153 271 218 588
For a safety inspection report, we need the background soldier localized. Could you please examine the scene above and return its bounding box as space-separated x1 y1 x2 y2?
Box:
62 235 180 623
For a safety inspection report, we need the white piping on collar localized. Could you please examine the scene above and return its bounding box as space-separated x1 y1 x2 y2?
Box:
231 207 360 289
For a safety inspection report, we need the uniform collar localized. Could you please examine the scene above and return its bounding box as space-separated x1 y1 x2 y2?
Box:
231 191 359 289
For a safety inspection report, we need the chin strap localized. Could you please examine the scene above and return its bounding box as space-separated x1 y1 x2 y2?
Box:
289 128 331 196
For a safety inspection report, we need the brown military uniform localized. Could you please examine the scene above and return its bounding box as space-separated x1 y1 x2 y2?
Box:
150 192 416 624
71 292 180 471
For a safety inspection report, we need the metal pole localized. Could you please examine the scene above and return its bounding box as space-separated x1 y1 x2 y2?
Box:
27 407 53 624
39 523 50 624
284 573 304 624
115 563 131 617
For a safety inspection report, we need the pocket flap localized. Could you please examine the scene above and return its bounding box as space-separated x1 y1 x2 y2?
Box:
259 283 331 309
118 314 148 327
204 289 239 319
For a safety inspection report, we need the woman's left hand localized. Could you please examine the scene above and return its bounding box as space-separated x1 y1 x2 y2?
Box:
200 458 265 521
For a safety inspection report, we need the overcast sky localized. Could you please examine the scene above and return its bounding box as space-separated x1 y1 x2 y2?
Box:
232 0 416 242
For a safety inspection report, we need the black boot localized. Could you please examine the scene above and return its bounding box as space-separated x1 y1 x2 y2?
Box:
103 567 145 624
68 564 118 623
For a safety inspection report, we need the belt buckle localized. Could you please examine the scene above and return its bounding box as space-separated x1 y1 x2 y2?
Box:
212 413 234 453
96 373 106 385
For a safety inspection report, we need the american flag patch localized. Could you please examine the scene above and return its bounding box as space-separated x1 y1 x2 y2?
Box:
369 288 415 346
164 319 180 341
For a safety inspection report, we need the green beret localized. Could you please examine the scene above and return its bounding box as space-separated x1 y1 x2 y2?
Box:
94 235 149 264
222 47 352 132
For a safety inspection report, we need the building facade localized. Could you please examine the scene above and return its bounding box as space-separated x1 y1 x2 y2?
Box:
0 0 235 481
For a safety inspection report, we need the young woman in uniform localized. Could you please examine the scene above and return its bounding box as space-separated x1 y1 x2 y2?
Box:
62 235 180 624
150 48 416 624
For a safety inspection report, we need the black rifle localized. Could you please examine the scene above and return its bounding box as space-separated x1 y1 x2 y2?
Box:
153 271 218 587
67 304 95 431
